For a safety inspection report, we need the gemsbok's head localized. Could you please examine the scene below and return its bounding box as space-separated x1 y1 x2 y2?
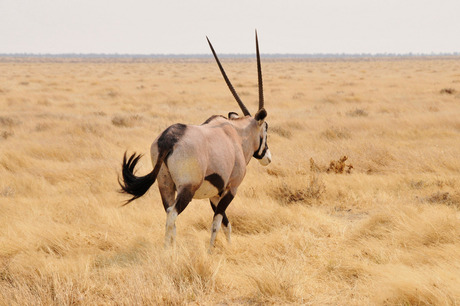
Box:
207 31 271 166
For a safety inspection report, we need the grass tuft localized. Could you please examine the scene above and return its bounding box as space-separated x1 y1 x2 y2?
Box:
111 114 142 127
321 127 351 140
425 191 460 209
440 88 456 94
270 173 325 205
347 108 368 117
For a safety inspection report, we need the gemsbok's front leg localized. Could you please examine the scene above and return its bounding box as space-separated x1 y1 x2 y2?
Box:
209 191 235 249
210 197 232 244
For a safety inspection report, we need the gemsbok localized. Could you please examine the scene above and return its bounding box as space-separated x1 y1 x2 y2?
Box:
119 31 272 249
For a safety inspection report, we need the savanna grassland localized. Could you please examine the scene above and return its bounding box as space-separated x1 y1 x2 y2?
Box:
1 56 459 305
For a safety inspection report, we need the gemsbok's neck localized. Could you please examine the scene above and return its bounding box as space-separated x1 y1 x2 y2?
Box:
231 118 259 165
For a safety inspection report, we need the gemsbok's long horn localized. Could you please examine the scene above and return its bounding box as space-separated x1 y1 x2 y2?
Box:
207 36 251 116
255 30 264 111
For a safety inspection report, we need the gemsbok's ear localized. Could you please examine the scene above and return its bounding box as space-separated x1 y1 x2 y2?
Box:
254 108 267 124
228 112 239 119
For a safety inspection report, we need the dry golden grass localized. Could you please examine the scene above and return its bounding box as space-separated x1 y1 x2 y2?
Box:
1 56 460 305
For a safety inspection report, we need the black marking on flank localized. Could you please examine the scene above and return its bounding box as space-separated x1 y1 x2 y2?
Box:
202 115 226 125
157 123 187 164
175 185 194 215
205 173 225 196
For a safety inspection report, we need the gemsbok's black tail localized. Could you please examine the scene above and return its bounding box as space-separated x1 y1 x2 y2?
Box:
118 151 164 206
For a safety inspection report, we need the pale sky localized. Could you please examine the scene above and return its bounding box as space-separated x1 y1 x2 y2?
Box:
1 0 459 55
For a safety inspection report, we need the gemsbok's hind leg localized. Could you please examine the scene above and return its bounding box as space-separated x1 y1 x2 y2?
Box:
164 185 194 248
158 166 176 212
209 191 235 249
210 198 231 243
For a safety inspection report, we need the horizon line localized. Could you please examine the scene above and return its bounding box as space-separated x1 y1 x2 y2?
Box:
1 52 460 59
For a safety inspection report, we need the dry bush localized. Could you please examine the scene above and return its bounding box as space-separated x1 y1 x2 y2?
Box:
310 156 353 174
409 180 425 189
0 116 20 127
424 191 460 209
292 92 305 100
107 89 119 98
321 95 338 104
285 121 304 131
1 130 13 139
346 108 368 117
34 122 52 132
1 186 15 197
265 166 287 177
111 114 142 127
93 111 107 117
440 87 456 94
321 127 351 140
270 173 325 205
310 157 322 173
270 125 292 139
327 155 353 174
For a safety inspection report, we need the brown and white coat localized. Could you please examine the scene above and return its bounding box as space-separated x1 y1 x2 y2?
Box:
119 32 271 249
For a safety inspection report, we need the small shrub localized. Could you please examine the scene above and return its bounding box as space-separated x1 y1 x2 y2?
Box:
409 180 425 190
310 157 322 173
0 116 19 127
327 156 353 174
112 115 142 128
292 92 305 100
286 121 304 130
271 174 325 205
321 127 351 140
266 167 287 177
425 192 460 209
1 130 13 139
93 111 107 117
428 106 439 112
271 126 292 139
347 108 368 117
310 156 353 174
35 123 51 132
107 90 119 98
79 123 104 136
321 95 338 104
1 186 15 197
440 88 456 95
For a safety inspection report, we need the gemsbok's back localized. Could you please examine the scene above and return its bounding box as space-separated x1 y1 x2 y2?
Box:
119 32 271 249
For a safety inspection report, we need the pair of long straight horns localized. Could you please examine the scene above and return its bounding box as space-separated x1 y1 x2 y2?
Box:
207 31 264 117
